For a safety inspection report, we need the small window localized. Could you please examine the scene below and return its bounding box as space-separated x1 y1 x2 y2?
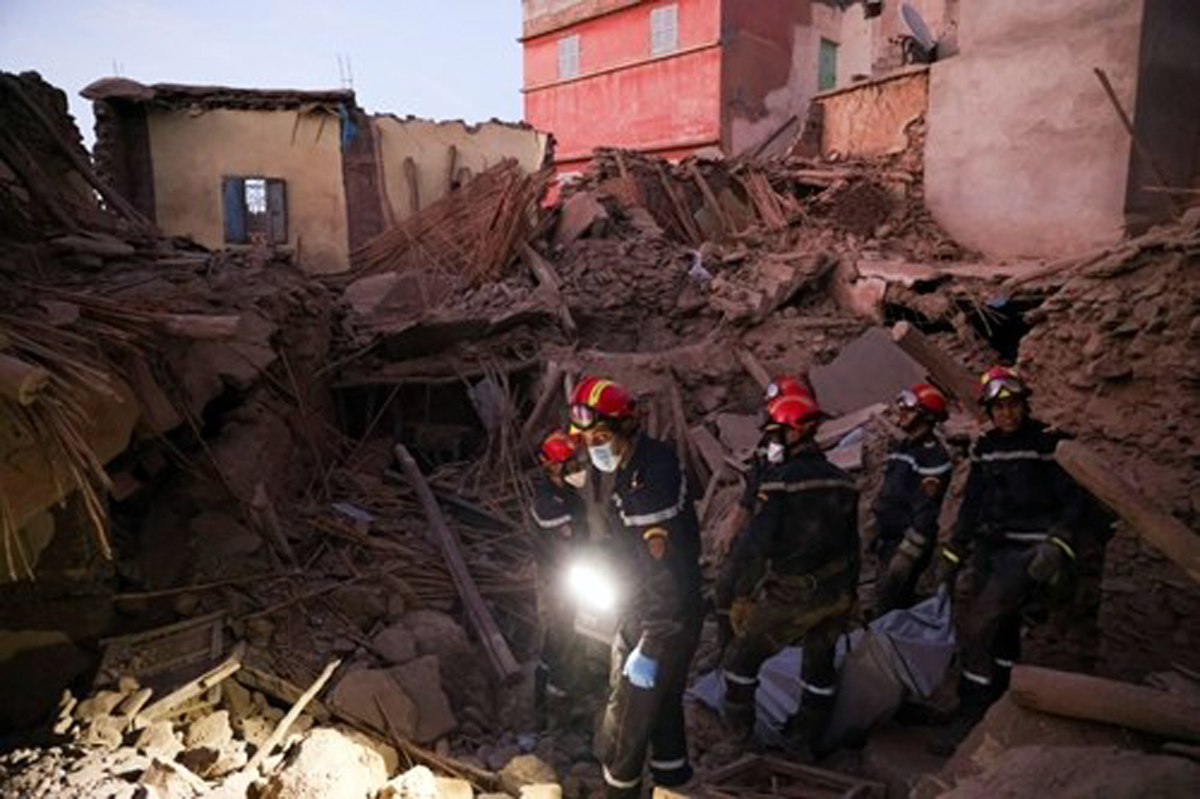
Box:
558 35 580 79
222 176 287 245
818 38 839 91
651 4 678 55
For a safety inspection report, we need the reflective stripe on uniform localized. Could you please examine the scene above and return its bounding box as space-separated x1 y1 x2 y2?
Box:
887 452 952 476
963 669 992 686
603 765 641 789
974 450 1055 463
650 757 688 771
994 657 1015 669
801 681 836 697
531 509 572 529
619 474 688 527
724 671 759 686
1005 532 1049 543
759 478 857 493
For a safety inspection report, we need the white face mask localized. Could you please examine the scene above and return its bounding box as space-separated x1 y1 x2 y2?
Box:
588 442 619 473
564 469 588 488
766 441 786 464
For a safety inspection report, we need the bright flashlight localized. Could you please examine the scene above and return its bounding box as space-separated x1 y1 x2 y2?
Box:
566 560 618 613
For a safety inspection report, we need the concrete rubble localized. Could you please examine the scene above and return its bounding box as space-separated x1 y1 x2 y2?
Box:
1 65 1198 799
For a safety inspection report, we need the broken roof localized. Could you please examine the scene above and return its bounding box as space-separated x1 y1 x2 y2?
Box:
81 77 355 111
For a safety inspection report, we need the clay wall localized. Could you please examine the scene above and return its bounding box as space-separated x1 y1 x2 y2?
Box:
372 117 550 224
145 107 350 275
924 0 1145 258
814 65 928 158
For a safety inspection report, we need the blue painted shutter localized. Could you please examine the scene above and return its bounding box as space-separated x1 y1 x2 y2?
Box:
222 177 247 244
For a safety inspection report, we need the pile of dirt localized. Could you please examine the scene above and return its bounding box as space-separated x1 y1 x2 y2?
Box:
1017 217 1200 679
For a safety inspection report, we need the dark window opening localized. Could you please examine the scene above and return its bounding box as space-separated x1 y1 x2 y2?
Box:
222 176 287 245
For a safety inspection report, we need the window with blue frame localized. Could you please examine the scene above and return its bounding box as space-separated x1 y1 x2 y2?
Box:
222 176 287 245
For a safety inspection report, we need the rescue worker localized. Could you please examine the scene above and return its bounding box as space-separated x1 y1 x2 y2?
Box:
569 376 703 798
711 377 813 661
530 430 590 730
871 383 952 617
932 366 1085 753
713 375 812 559
719 391 860 758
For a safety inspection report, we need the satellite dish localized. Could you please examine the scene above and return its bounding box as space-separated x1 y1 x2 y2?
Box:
900 3 938 63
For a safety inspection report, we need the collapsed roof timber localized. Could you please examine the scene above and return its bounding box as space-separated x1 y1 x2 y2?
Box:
0 55 1198 799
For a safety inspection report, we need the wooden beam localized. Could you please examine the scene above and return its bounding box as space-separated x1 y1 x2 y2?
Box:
243 658 341 774
734 347 772 391
403 156 421 216
1010 665 1200 742
890 321 985 421
393 444 520 681
135 643 245 727
520 361 567 449
520 242 577 336
1055 440 1200 582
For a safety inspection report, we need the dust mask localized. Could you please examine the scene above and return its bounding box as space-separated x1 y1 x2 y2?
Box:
564 469 588 488
589 442 619 473
766 441 786 464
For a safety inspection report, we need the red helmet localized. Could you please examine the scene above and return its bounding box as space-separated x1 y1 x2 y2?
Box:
896 383 949 421
569 376 636 430
764 392 821 433
765 375 810 402
540 430 578 464
979 366 1029 406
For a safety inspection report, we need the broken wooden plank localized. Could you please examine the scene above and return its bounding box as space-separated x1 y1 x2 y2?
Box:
243 658 341 774
734 347 772 391
403 156 421 216
520 361 567 449
152 313 242 340
1055 440 1200 582
890 321 985 421
689 424 730 478
394 444 520 681
135 643 245 727
1010 665 1200 742
0 352 50 405
520 242 577 336
688 162 730 238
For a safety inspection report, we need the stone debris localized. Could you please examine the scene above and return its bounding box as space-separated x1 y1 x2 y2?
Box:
258 728 388 799
0 64 1197 799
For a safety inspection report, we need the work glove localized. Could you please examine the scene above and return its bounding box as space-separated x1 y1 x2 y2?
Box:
729 597 754 638
934 545 962 585
887 531 926 580
622 642 658 690
1027 536 1074 583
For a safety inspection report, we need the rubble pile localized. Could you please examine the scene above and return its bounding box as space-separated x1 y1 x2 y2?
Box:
1017 217 1200 679
2 65 1199 799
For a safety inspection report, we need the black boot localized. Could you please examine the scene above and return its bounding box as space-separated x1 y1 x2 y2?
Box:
782 693 835 761
927 674 994 757
721 678 757 742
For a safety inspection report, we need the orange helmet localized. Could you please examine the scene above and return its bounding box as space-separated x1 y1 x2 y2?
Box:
540 430 579 464
764 392 822 434
896 383 949 421
765 375 810 402
569 376 636 431
979 366 1029 406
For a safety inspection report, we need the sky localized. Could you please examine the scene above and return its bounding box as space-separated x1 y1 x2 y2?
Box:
0 0 525 146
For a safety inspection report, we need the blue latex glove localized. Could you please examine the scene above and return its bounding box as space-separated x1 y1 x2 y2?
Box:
622 643 658 690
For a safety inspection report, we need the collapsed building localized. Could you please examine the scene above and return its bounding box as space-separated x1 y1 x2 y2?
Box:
1 3 1200 796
